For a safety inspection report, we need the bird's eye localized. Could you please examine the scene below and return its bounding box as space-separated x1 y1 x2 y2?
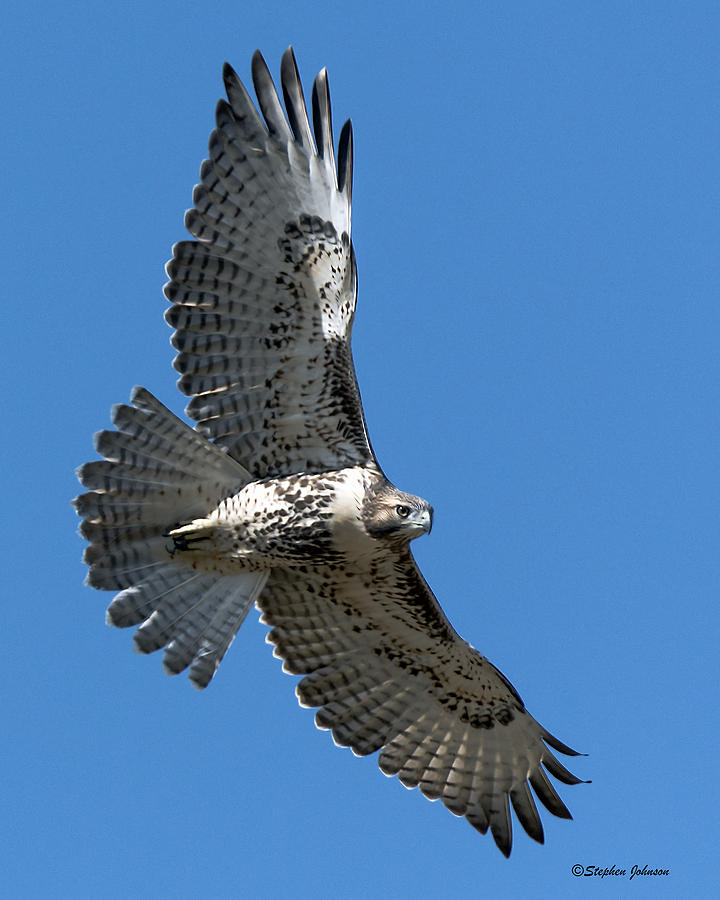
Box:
396 505 410 518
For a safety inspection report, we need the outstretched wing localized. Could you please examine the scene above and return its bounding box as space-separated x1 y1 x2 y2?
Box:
260 553 585 857
165 48 374 478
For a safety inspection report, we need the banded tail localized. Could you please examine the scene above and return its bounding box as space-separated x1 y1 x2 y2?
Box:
74 386 268 688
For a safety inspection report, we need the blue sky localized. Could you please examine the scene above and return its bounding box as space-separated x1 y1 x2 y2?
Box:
3 1 718 897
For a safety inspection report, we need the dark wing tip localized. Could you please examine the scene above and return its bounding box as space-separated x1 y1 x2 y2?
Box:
222 60 238 86
542 751 588 786
280 45 314 150
493 831 512 858
251 49 290 139
311 67 335 172
251 47 268 70
529 767 574 820
510 784 545 845
541 728 586 757
337 119 353 200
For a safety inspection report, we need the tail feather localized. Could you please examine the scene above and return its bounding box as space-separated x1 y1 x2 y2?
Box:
107 567 204 627
79 457 196 489
75 386 265 687
134 571 218 654
162 571 269 688
84 535 176 589
79 521 158 550
74 491 175 527
110 387 245 481
189 571 268 687
94 427 230 477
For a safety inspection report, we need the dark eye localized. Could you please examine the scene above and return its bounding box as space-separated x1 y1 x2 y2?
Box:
396 505 410 518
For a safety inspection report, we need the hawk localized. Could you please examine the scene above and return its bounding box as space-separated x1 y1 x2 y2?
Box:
75 48 586 856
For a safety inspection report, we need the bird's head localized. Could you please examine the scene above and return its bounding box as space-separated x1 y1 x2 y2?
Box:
362 482 433 544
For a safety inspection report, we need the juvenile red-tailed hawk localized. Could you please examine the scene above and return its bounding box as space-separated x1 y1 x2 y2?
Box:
75 48 586 856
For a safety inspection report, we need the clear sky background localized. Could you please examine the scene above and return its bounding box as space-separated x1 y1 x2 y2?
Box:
3 1 718 897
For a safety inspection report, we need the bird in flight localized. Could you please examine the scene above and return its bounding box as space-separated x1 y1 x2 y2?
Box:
74 47 586 856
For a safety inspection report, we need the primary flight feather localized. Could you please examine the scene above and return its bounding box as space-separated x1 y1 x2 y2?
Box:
74 47 586 856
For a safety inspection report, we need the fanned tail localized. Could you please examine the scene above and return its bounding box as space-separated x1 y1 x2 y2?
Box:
74 386 266 688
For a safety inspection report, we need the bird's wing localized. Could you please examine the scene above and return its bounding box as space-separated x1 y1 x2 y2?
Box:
165 47 374 478
259 551 585 856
